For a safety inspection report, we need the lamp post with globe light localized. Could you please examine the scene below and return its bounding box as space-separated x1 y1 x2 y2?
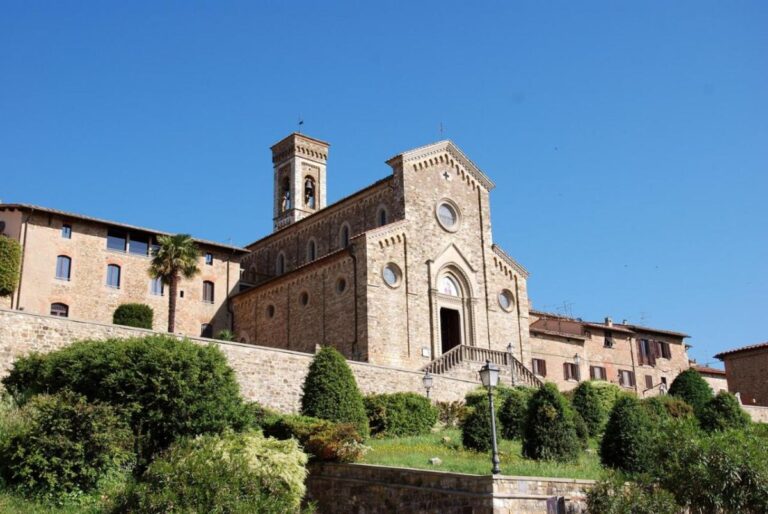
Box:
479 360 501 475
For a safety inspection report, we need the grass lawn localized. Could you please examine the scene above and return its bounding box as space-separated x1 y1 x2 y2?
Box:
362 428 603 479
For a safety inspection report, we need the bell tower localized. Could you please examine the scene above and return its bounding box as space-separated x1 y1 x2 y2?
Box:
271 133 329 231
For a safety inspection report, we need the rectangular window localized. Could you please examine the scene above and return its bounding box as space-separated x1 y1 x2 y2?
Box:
202 281 214 303
106 264 121 288
150 277 164 296
590 366 606 380
61 224 72 239
200 323 213 338
619 370 635 388
532 358 547 377
150 242 160 256
563 363 580 381
638 339 656 366
107 229 127 252
604 330 614 348
661 377 668 386
55 256 71 280
645 375 654 390
50 303 69 317
659 341 671 359
205 252 213 265
129 234 149 256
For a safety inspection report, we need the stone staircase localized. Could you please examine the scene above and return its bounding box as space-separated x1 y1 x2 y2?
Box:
421 345 543 388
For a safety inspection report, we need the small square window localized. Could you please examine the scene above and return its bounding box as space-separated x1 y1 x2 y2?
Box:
205 253 213 265
61 224 72 239
531 358 547 377
107 229 127 252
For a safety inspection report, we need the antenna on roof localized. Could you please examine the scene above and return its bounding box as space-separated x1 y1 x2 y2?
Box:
297 116 304 134
439 122 445 139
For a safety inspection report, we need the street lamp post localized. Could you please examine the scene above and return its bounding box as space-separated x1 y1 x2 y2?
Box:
422 371 433 399
574 354 581 381
479 360 501 475
506 343 517 387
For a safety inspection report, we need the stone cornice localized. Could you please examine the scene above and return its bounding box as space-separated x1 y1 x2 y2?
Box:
492 244 529 278
386 140 495 191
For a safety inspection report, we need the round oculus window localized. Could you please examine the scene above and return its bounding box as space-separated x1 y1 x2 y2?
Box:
382 263 402 288
436 201 459 231
498 290 515 312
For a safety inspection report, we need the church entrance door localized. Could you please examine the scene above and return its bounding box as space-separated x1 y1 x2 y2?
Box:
440 307 461 354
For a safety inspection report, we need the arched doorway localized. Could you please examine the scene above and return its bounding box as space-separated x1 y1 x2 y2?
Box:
432 269 475 355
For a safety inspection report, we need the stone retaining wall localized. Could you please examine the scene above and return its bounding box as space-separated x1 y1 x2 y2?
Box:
0 308 480 412
306 463 593 513
744 405 768 423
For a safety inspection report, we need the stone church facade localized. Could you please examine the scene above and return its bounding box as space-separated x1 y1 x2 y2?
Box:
1 131 692 394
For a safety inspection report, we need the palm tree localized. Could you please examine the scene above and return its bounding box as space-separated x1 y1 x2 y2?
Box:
149 234 200 333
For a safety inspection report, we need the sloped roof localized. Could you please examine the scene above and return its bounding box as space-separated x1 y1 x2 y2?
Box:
715 341 768 360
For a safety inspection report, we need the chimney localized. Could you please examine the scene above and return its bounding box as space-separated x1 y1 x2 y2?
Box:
605 317 613 327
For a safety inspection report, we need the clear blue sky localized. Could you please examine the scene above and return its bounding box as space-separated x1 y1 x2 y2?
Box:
2 2 766 366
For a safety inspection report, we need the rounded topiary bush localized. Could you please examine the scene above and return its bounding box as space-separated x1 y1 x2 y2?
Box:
641 394 694 423
668 368 713 415
571 381 608 437
0 390 131 497
0 235 21 297
116 431 307 514
112 303 154 329
600 395 655 474
300 346 369 437
498 386 534 440
699 391 750 432
461 395 501 452
2 335 252 467
365 392 437 437
522 383 581 461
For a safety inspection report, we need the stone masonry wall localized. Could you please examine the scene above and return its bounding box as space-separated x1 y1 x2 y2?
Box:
306 463 593 514
723 349 768 407
0 308 479 412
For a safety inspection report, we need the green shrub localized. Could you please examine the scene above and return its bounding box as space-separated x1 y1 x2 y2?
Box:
300 346 369 437
2 336 252 468
641 395 694 424
591 381 624 414
600 395 655 474
586 473 680 514
365 393 437 437
654 425 768 513
435 400 468 428
465 384 513 409
522 383 581 461
668 368 713 416
498 387 534 440
572 410 590 449
112 303 154 329
0 391 131 497
571 381 608 437
262 414 367 463
461 396 501 452
215 329 235 341
0 235 21 297
116 430 307 514
699 391 751 432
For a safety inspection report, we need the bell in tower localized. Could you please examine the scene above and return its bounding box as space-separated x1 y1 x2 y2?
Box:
271 133 329 231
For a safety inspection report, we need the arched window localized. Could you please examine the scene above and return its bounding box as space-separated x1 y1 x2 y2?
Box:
377 207 388 227
304 177 316 209
339 223 351 248
280 177 291 212
55 255 71 281
307 239 317 262
202 281 215 303
439 275 461 297
276 252 286 275
50 303 69 317
106 264 121 288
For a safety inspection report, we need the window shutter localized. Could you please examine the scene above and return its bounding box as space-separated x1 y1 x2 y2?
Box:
619 371 625 386
589 366 595 380
563 363 570 380
645 375 653 389
638 340 647 365
630 372 636 387
541 360 547 377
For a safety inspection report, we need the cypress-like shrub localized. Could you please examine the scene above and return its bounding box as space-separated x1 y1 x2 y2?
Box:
699 391 750 432
668 368 713 415
600 395 655 474
300 346 369 437
498 386 534 440
591 381 624 415
0 235 21 297
461 395 502 452
116 431 308 514
112 303 154 329
522 383 581 461
0 390 131 497
365 392 437 437
571 381 608 437
2 336 252 467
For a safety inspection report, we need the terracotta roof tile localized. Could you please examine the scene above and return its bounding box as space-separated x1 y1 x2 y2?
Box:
715 341 768 360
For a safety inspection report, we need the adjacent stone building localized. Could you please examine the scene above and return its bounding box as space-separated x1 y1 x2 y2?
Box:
692 364 729 394
2 132 693 394
0 204 246 336
716 342 768 407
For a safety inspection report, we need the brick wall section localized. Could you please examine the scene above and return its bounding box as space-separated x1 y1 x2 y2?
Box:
722 349 768 407
306 463 593 514
0 309 480 412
